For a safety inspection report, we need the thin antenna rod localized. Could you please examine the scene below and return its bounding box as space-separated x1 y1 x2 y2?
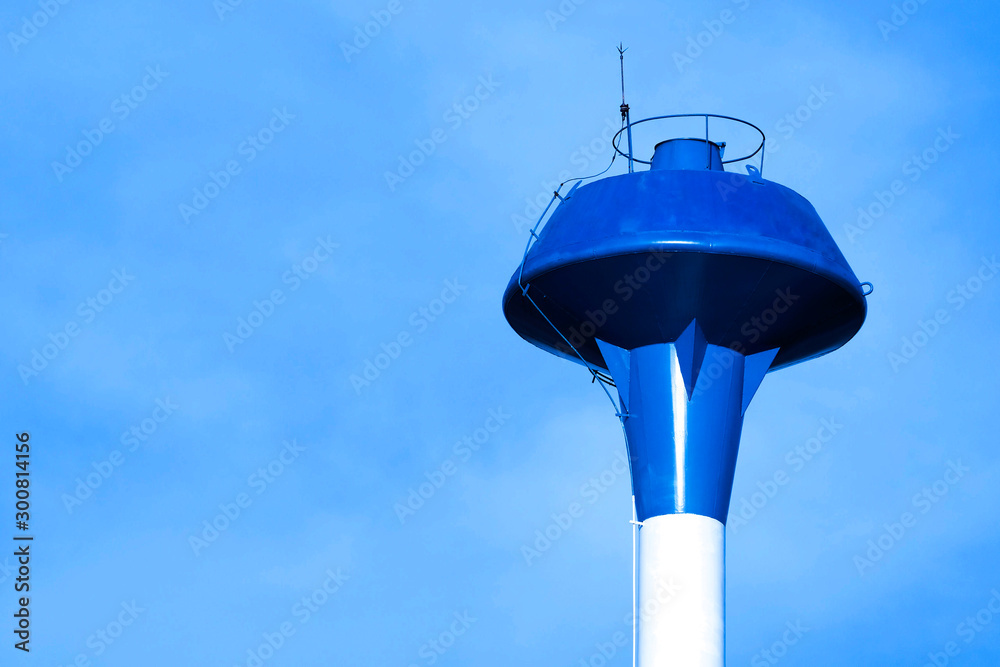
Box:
618 43 635 174
618 43 627 105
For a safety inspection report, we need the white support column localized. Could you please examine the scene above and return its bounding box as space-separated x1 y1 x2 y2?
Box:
637 513 725 666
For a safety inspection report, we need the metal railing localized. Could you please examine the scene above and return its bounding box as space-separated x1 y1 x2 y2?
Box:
611 113 767 176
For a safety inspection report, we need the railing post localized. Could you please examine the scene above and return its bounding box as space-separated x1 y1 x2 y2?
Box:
705 115 710 170
626 111 635 174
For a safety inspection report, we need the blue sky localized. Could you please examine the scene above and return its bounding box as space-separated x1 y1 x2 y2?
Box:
1 0 999 664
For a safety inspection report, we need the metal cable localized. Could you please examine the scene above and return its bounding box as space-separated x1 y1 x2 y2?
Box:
513 127 638 667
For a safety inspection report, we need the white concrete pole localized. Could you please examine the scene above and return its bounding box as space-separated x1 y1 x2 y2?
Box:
637 513 725 666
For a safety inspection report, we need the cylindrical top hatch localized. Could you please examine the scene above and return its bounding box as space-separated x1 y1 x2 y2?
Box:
651 138 724 171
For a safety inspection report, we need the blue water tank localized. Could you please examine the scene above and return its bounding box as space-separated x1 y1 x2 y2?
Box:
501 110 870 663
503 137 867 374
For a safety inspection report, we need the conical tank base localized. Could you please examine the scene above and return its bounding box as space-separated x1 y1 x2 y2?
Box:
597 321 778 664
597 321 777 522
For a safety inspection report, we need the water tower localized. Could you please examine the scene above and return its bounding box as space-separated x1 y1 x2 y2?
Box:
501 75 869 664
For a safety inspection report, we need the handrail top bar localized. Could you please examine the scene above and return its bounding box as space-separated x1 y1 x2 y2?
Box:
612 113 766 167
